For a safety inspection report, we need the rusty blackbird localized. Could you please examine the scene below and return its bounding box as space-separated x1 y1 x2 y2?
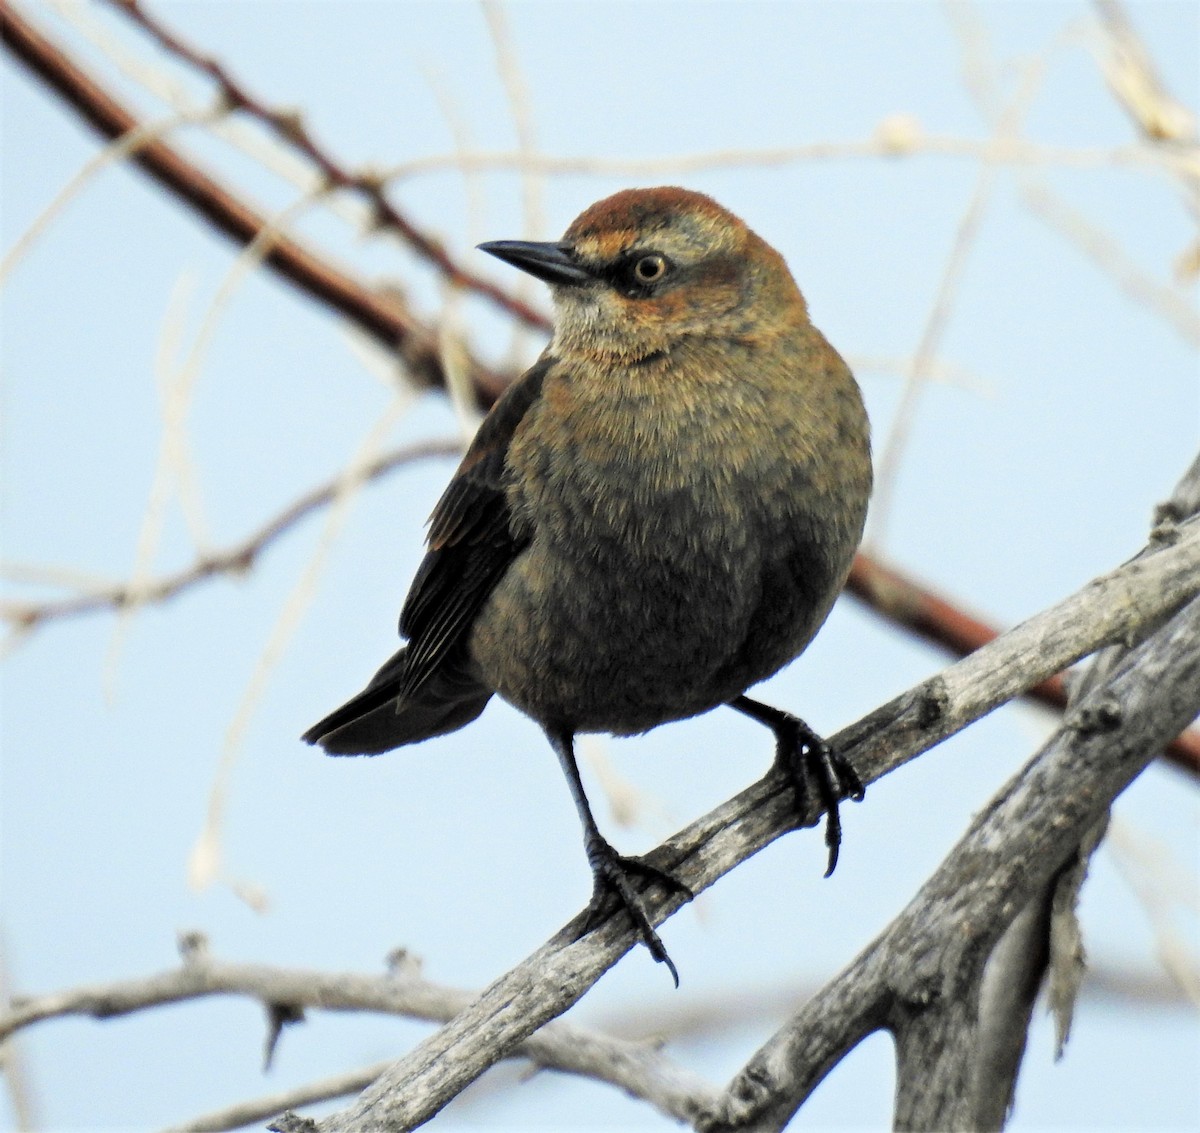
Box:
304 187 873 983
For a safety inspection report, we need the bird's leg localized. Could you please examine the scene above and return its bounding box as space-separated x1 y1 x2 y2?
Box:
729 694 865 877
545 727 692 986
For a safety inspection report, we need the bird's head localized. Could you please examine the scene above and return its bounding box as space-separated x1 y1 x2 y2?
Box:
479 187 807 362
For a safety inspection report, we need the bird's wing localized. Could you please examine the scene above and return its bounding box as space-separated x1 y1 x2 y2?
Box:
395 354 551 696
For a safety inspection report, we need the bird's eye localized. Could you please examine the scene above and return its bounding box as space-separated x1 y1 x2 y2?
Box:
631 254 668 285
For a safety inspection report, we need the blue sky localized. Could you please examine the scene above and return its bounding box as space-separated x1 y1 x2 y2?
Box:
2 1 1198 1129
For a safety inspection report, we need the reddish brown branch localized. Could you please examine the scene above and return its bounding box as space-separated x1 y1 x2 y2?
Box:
846 554 1200 776
0 0 511 402
102 0 552 334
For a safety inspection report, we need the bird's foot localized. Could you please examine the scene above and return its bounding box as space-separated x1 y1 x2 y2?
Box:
580 836 692 987
770 712 864 877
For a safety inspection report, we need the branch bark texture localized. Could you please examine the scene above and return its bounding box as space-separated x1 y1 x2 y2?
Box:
0 941 719 1128
963 449 1200 1127
700 590 1200 1131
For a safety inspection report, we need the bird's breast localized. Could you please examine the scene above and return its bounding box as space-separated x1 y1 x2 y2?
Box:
509 355 784 552
468 346 860 733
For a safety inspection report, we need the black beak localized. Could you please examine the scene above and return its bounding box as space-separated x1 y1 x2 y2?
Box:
477 240 595 287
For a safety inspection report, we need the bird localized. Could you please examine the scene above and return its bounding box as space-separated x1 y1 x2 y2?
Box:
303 187 872 984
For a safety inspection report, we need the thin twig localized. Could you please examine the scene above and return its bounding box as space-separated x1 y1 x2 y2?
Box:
106 190 333 700
1 438 461 631
100 0 549 331
481 0 544 370
1093 0 1198 148
0 2 517 399
0 939 720 1129
1021 181 1200 346
162 1062 389 1133
187 397 423 904
0 103 221 285
1107 819 1200 1008
868 45 1053 548
375 138 1189 182
0 932 39 1131
1090 0 1200 276
44 0 370 233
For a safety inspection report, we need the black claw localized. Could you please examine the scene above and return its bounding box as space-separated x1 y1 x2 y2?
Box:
779 717 862 877
730 696 863 877
580 838 692 987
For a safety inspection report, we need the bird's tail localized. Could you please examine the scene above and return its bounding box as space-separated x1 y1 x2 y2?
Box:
301 646 491 755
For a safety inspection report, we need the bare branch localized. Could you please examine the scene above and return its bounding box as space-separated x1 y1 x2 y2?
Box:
374 138 1190 182
266 519 1200 1131
732 445 1200 1127
0 2 517 398
1 438 461 631
5 948 1173 1133
844 553 1200 777
701 590 1200 1132
98 0 550 332
939 448 1200 1127
0 939 720 1129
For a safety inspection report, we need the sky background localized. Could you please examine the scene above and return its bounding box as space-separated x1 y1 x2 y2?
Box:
2 1 1198 1129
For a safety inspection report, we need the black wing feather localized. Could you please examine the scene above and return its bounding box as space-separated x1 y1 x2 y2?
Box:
302 356 550 751
394 355 550 695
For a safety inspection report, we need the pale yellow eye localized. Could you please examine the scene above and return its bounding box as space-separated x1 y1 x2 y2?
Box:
632 254 667 283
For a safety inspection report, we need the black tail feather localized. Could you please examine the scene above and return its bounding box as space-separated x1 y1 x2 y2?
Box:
302 647 491 755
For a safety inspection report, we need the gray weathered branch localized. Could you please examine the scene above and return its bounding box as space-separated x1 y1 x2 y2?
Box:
1 950 1181 1132
970 895 1053 1128
162 1063 390 1133
966 448 1200 1128
0 938 718 1128
270 512 1200 1131
698 591 1200 1131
